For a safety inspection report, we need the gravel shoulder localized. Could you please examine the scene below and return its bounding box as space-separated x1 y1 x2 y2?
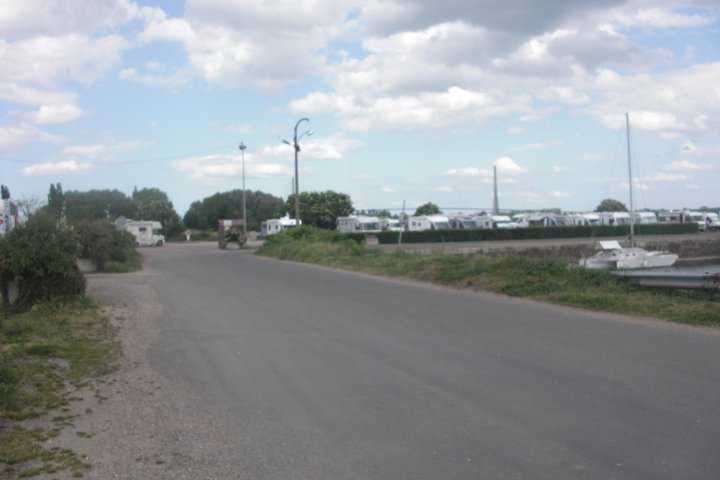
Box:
43 267 247 479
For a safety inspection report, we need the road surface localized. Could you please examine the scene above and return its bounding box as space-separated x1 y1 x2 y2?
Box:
139 242 719 480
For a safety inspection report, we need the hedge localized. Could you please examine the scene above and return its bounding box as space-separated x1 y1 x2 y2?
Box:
372 223 698 245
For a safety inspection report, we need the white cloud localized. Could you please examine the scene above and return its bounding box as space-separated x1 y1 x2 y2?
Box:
647 172 691 182
665 160 712 171
551 190 571 198
0 0 155 38
0 123 63 151
445 167 491 177
434 186 452 193
174 154 293 179
0 34 128 87
510 141 563 152
263 134 363 161
119 66 192 89
24 104 84 124
611 7 716 29
20 160 93 176
63 141 153 160
495 156 527 174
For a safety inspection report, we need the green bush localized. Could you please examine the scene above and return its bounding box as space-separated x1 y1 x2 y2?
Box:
74 220 114 269
0 214 86 308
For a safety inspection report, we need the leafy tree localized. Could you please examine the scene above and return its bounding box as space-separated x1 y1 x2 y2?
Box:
46 182 64 218
285 190 354 229
414 202 441 216
594 198 628 212
0 213 85 308
137 199 184 237
64 189 137 222
1 185 10 200
133 187 169 205
183 190 286 231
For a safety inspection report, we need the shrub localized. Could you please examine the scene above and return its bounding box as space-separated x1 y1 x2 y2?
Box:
0 214 85 309
74 220 114 269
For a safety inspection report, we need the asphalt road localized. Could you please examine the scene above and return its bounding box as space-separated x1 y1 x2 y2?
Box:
143 242 720 480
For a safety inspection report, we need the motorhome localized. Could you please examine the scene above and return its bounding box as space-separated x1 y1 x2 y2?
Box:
407 215 451 231
116 217 165 246
566 213 600 226
336 215 382 233
475 214 513 229
260 214 300 236
703 212 720 231
681 210 705 230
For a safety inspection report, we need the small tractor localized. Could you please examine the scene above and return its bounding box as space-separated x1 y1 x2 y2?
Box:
218 219 247 249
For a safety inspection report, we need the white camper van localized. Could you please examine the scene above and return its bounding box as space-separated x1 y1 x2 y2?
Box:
407 215 451 231
260 214 300 237
117 218 165 246
337 215 382 233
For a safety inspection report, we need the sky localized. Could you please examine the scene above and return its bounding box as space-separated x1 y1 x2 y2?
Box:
1 0 719 218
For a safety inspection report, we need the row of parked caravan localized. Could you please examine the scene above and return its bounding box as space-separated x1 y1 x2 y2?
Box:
335 210 720 233
259 210 720 236
336 213 515 233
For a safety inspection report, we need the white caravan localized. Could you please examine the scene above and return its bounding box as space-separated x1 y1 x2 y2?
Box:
448 214 478 229
597 212 631 226
260 214 300 236
380 218 404 232
512 213 563 228
475 214 513 229
407 215 451 231
336 215 382 233
631 212 658 224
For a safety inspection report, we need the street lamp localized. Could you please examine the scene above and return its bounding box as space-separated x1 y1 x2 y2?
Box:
238 142 247 237
282 118 313 226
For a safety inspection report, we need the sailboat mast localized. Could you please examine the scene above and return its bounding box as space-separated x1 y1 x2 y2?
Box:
626 112 635 246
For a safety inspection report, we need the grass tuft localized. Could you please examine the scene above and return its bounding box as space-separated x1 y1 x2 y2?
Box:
1 296 120 478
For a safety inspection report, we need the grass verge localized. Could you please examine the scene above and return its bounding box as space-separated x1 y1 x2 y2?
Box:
1 297 120 478
257 228 720 327
101 248 143 273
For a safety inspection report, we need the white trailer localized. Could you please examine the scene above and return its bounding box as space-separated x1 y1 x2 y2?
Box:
337 215 382 233
631 212 658 224
448 214 478 229
597 212 631 226
475 214 513 229
407 215 451 231
260 214 300 237
380 218 403 232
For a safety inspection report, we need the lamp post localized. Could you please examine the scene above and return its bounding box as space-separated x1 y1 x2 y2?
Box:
282 118 313 226
238 142 247 237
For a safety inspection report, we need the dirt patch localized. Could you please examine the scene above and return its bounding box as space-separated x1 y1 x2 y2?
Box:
37 272 247 479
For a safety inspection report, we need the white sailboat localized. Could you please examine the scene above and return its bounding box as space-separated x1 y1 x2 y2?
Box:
580 113 678 270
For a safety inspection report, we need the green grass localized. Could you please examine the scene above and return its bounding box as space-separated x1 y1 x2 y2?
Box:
101 248 143 273
0 297 120 478
257 229 720 327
